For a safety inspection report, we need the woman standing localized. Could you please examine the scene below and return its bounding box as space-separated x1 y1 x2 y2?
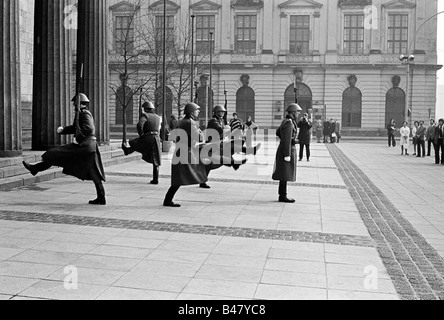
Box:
412 121 419 156
244 116 259 148
387 119 396 147
400 121 410 155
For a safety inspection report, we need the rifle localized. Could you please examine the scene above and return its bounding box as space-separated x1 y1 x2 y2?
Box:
139 87 143 119
223 81 228 126
75 63 84 138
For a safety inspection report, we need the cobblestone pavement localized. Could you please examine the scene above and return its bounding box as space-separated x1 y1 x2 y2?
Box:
329 143 444 300
0 140 418 300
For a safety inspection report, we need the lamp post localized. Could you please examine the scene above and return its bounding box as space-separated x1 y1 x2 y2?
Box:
208 32 214 128
190 15 195 103
162 0 167 150
400 54 415 128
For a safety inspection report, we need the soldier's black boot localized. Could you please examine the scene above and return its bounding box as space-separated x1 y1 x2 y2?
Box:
89 183 106 205
22 161 51 176
278 181 295 203
163 186 181 207
200 183 211 189
150 166 159 185
121 143 134 156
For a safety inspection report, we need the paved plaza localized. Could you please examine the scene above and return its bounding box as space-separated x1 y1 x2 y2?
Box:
0 138 443 300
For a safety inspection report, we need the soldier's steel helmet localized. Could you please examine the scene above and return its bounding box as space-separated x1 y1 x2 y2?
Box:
213 105 227 113
184 102 200 114
71 93 90 104
286 103 302 112
142 101 155 110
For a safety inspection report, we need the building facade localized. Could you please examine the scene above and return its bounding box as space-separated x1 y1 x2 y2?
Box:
0 0 441 156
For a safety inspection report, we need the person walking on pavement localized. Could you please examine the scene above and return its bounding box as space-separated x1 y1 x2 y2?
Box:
412 121 419 156
400 121 410 155
121 101 162 185
416 121 426 158
200 105 248 189
244 116 259 149
297 113 312 162
434 118 444 165
387 119 396 147
323 119 329 143
23 94 106 205
163 103 209 207
272 103 302 203
328 118 336 143
334 119 342 143
315 119 323 143
426 119 436 157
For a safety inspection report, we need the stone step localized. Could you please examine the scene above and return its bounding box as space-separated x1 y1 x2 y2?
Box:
0 145 142 191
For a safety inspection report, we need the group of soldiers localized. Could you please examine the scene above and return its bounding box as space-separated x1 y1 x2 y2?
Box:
23 94 302 207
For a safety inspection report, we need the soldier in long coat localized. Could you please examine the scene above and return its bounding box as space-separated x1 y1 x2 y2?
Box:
122 101 162 185
23 94 106 205
272 103 302 203
200 105 248 189
163 103 208 207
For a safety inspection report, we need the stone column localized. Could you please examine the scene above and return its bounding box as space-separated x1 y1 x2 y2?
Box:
0 0 22 157
32 0 73 150
77 0 109 145
262 0 273 54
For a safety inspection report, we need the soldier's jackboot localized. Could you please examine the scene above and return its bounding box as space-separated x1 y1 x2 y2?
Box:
22 161 51 176
121 143 134 156
89 183 106 205
151 166 159 185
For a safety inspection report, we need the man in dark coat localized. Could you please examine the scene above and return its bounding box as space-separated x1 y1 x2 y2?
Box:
297 113 313 162
416 121 426 158
272 103 302 203
122 101 162 185
23 93 106 205
323 120 329 143
200 105 248 189
169 114 180 131
163 103 208 207
434 119 444 165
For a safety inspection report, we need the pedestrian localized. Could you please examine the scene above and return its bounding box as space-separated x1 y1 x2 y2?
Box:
416 121 426 158
426 119 436 157
400 121 410 155
121 101 162 185
387 119 396 147
169 114 180 131
328 118 336 143
272 103 302 203
323 119 329 143
22 94 106 205
200 105 248 189
315 119 323 143
412 121 419 156
244 116 259 148
229 113 244 141
163 103 208 207
434 118 444 165
297 113 312 162
334 119 342 143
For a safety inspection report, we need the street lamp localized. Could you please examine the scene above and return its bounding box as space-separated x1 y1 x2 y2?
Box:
400 54 415 127
208 31 214 128
162 0 167 150
190 15 195 102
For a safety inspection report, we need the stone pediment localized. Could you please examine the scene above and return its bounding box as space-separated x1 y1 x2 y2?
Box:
382 0 416 9
149 0 180 13
338 0 372 9
110 1 136 12
190 0 222 11
278 0 323 9
231 0 264 10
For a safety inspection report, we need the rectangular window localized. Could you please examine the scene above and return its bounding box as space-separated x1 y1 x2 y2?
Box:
115 16 134 54
290 15 310 54
196 15 215 55
343 14 364 54
155 15 175 54
388 14 408 54
235 15 257 55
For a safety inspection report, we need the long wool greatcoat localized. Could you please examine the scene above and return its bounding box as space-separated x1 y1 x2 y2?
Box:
42 108 105 182
171 115 208 187
129 112 162 166
272 116 298 182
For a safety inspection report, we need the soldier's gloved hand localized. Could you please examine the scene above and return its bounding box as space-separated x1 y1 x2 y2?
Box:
57 127 64 134
284 156 291 162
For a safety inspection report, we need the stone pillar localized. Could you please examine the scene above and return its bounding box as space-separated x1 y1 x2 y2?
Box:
262 0 273 54
32 0 72 150
77 0 109 145
0 0 22 157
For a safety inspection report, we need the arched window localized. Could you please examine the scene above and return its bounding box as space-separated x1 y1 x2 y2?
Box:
284 83 313 115
116 86 134 125
236 86 255 122
342 87 362 128
386 76 406 128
